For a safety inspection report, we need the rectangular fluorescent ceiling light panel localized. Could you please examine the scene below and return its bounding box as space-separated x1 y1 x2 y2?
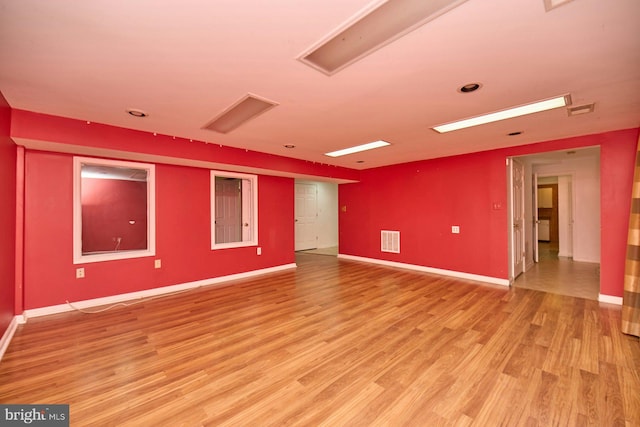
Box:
203 94 278 134
299 0 470 75
325 140 391 157
432 95 572 133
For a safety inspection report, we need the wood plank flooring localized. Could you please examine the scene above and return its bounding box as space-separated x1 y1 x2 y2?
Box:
1 253 638 426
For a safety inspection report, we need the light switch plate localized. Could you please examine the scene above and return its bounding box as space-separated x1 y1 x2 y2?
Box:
452 226 460 234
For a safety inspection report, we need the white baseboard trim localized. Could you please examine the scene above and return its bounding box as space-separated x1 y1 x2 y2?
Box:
598 294 623 305
0 315 25 362
337 254 510 287
573 257 600 264
23 263 297 321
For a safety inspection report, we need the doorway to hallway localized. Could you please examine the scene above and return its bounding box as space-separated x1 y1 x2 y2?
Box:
294 180 339 254
508 146 601 298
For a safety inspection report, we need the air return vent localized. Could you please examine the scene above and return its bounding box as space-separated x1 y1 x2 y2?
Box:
567 103 595 117
203 94 278 134
381 230 400 253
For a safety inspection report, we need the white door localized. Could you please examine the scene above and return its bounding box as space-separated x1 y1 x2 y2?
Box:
511 159 525 278
295 183 317 251
533 173 539 263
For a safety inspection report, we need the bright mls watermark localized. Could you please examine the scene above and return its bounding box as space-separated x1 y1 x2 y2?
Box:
0 405 69 426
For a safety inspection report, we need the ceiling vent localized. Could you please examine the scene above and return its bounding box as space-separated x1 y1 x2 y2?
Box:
567 103 595 116
543 0 575 12
299 0 470 75
203 94 278 134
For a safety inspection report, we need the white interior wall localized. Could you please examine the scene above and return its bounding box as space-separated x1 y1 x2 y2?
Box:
296 180 338 249
557 175 573 258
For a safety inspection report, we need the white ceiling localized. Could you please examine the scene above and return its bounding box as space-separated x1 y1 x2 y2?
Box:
0 0 638 170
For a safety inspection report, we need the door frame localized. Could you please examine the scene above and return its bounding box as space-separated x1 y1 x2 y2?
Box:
533 173 575 261
507 157 526 284
533 173 539 263
294 182 318 251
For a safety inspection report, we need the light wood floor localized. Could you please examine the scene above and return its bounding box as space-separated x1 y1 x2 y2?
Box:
1 253 638 426
514 242 601 300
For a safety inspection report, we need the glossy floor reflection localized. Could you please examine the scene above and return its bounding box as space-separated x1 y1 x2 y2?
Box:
514 242 600 300
296 246 338 256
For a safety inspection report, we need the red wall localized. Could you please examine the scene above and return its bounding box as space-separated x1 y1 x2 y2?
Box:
340 149 508 278
24 151 294 309
0 93 16 329
82 178 148 252
600 132 637 296
11 110 359 183
10 106 639 312
339 129 638 297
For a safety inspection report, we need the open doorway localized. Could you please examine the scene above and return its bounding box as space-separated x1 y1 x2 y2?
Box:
536 180 559 250
508 147 601 299
294 180 339 256
534 175 574 261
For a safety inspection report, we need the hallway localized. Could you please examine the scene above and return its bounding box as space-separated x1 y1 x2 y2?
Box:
514 242 600 300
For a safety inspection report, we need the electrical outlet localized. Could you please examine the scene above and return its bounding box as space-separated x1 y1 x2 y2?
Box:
154 259 161 269
451 226 460 234
257 247 262 255
76 267 85 279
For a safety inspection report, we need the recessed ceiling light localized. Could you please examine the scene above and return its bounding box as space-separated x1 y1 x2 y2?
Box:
284 144 295 149
127 109 148 118
356 160 365 163
325 140 391 157
203 94 278 134
299 0 471 75
459 83 481 93
432 94 571 133
508 131 523 136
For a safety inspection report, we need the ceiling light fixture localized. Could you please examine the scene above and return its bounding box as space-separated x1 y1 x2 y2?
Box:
459 83 481 93
203 94 278 134
284 144 296 148
432 94 571 133
127 108 148 118
508 131 523 136
325 140 391 157
299 0 470 75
